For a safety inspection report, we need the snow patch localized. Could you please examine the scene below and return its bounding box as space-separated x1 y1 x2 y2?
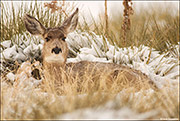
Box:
6 72 15 82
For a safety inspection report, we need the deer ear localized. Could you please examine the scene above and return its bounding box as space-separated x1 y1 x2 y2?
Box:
62 8 78 34
24 14 46 35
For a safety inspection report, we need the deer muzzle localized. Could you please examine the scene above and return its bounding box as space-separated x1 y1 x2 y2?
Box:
52 46 62 54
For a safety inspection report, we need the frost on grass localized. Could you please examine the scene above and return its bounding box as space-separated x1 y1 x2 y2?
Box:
59 106 159 119
2 30 178 83
1 33 43 64
1 30 179 119
2 31 178 77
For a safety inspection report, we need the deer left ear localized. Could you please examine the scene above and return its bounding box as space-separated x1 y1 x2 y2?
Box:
24 14 46 35
61 8 79 34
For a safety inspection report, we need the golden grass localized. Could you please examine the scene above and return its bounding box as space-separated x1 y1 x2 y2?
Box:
1 61 179 119
1 1 178 53
108 3 179 52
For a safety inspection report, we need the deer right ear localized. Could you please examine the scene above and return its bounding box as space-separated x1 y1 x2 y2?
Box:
61 8 79 34
24 14 46 35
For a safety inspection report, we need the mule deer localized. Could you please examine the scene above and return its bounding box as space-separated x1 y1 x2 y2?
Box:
24 8 157 92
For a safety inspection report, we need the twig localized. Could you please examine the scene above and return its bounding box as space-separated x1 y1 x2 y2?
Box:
105 0 109 37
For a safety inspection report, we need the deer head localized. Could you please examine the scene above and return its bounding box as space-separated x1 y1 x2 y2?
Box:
24 8 79 65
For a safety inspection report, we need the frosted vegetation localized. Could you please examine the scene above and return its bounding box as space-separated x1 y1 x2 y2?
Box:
1 1 179 120
1 31 179 82
1 30 179 119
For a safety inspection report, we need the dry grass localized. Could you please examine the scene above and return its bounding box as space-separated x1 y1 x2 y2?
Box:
1 61 179 119
107 3 179 53
1 82 179 119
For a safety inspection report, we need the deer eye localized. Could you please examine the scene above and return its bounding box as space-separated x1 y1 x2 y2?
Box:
45 37 50 42
62 37 66 41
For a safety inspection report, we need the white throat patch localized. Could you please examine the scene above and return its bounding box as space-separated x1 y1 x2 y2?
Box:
44 54 65 63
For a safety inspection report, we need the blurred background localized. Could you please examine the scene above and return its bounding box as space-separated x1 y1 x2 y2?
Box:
1 1 179 53
2 1 179 23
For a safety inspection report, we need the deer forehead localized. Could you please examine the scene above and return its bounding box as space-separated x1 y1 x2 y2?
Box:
44 27 66 39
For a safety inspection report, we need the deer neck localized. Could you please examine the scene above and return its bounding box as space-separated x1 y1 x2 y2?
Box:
43 60 67 83
43 60 66 72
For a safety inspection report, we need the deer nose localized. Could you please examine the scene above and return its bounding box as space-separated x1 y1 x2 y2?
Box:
52 47 62 54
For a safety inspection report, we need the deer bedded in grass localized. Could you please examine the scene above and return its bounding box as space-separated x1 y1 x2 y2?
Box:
2 68 178 119
1 1 179 120
23 8 157 93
